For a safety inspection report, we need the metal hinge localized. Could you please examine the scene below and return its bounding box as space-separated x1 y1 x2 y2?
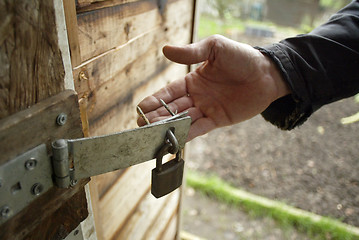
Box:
0 113 191 225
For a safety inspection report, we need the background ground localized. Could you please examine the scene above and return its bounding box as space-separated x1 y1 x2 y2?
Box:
182 90 359 240
181 8 359 238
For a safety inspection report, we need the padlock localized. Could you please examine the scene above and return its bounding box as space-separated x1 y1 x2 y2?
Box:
151 150 184 198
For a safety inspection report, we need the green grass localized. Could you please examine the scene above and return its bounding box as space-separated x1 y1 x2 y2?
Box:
186 170 359 240
197 15 245 39
197 14 301 40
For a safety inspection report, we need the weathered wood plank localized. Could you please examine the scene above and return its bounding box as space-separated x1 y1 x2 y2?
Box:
115 190 180 239
160 214 179 240
23 186 88 240
73 0 192 93
63 0 82 67
94 169 126 199
76 0 160 61
90 63 188 135
72 0 195 239
73 12 192 132
76 0 141 12
88 178 103 240
0 90 82 165
99 160 153 240
0 178 89 240
0 90 89 240
143 190 180 240
0 0 65 119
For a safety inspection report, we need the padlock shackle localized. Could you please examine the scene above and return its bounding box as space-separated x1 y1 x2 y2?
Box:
155 143 171 172
155 129 180 172
166 129 179 154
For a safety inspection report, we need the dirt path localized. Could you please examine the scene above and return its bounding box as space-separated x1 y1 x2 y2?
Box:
182 187 311 240
186 96 359 227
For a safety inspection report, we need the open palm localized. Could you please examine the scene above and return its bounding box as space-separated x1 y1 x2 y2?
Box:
137 35 289 141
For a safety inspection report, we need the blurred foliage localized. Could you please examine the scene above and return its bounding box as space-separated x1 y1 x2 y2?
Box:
197 15 245 39
320 0 352 10
341 94 359 125
198 14 300 40
207 0 235 19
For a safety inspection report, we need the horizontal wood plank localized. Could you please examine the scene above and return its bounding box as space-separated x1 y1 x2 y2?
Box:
160 214 178 240
94 169 126 199
90 63 188 135
99 160 154 240
76 0 160 61
115 190 180 240
0 90 82 165
143 190 180 240
74 1 193 133
76 0 141 12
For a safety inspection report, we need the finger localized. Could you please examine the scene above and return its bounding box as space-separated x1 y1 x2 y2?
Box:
152 95 194 118
163 37 215 65
137 106 204 129
138 78 188 113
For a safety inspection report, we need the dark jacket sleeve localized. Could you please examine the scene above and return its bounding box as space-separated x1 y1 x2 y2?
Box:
255 0 359 130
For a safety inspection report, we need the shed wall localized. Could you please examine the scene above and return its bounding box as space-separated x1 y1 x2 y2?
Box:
65 0 195 239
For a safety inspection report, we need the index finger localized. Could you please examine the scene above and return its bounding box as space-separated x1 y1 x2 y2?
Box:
138 78 188 113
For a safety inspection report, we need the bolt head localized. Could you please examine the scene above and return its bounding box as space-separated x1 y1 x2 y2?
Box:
31 183 44 196
25 158 37 170
70 179 78 187
1 206 12 218
56 113 68 126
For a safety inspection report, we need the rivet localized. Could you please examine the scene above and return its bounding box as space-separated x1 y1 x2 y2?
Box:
25 158 37 170
0 206 12 218
56 113 67 126
31 183 44 196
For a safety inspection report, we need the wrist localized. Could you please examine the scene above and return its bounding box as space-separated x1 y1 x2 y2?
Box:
262 53 291 100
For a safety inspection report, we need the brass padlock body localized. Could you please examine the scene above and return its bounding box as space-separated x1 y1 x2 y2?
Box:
151 158 184 198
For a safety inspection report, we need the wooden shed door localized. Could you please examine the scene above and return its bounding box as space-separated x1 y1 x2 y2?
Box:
0 0 90 239
63 0 197 239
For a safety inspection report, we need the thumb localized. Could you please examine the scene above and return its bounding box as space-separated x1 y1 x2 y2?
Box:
162 37 214 65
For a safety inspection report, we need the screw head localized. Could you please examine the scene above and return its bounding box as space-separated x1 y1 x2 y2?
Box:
56 113 68 126
31 183 44 196
25 158 37 170
70 179 78 187
1 206 12 218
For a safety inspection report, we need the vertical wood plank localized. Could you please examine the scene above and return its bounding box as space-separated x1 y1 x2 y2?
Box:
63 0 82 67
0 0 65 119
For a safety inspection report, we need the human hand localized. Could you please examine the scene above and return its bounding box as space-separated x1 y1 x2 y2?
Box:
137 35 290 141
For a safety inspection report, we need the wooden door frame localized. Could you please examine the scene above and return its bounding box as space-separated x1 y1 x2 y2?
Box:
58 1 98 239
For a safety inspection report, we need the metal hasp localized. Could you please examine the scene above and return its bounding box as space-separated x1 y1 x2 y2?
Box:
52 114 191 187
0 111 190 226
